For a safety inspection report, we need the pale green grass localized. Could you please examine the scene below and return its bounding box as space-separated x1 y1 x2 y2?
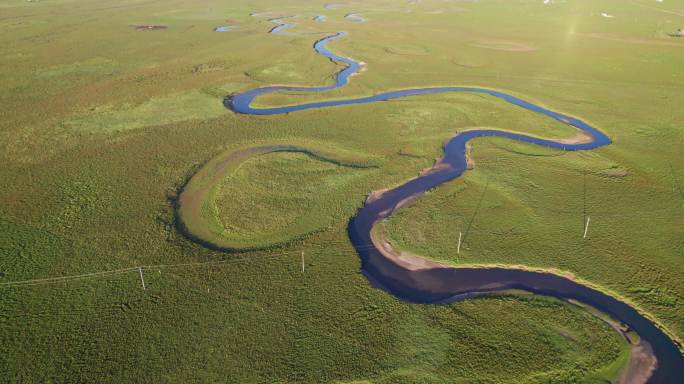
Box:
37 57 119 78
62 90 229 133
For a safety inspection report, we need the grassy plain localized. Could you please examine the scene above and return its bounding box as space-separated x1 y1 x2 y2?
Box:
0 0 682 382
178 141 383 250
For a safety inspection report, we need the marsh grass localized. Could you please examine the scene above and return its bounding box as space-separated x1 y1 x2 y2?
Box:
0 0 681 381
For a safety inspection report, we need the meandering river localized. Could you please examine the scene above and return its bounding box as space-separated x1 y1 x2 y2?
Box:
221 17 684 383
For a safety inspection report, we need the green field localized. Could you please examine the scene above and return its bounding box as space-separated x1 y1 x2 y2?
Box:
1 0 682 382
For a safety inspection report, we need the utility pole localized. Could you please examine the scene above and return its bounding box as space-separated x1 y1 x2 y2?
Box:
457 231 462 255
301 251 305 273
583 216 591 239
138 267 146 290
583 170 587 226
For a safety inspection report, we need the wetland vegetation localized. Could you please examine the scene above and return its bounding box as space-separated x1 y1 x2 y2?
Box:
1 0 682 382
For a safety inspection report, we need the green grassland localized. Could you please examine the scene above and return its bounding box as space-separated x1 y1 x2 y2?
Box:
177 141 383 250
1 0 682 382
213 151 372 247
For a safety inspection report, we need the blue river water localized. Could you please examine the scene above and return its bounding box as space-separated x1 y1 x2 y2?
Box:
223 22 684 383
345 13 366 23
214 26 237 32
267 16 298 34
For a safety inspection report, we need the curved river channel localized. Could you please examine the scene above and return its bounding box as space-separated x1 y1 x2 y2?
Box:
222 20 684 383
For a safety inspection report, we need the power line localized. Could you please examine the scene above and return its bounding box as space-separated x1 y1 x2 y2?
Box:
0 244 372 288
